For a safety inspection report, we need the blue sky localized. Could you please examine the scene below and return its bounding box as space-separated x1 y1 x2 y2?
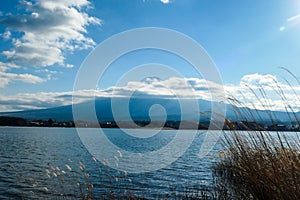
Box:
1 0 300 111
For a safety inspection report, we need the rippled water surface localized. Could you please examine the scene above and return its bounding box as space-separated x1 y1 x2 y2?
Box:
0 127 224 199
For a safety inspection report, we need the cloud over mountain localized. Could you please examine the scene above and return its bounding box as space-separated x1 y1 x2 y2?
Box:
0 74 299 112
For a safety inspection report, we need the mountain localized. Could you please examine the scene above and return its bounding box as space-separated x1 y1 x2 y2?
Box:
0 97 199 121
0 97 299 125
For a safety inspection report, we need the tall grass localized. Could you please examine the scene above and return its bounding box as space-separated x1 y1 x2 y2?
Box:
213 72 300 199
41 159 229 199
214 127 300 199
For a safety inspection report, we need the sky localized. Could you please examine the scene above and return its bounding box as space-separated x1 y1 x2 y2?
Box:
1 0 300 112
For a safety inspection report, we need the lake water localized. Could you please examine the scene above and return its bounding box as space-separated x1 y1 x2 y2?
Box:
0 127 250 199
0 127 296 199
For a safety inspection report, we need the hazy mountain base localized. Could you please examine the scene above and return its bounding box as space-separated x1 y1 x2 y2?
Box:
1 97 298 130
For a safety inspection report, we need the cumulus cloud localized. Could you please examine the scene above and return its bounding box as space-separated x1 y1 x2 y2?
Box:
1 73 300 112
226 73 300 111
0 0 101 68
240 73 277 88
105 77 225 101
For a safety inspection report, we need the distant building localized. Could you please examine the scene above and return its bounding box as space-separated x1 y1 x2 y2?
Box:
268 124 287 131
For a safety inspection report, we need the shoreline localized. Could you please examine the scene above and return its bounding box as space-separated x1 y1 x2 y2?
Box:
0 125 299 132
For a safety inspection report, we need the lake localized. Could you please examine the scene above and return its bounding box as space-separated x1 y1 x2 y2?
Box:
5 127 293 199
0 127 296 199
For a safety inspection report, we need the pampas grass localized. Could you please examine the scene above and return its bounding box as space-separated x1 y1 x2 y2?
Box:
214 128 300 199
213 70 300 199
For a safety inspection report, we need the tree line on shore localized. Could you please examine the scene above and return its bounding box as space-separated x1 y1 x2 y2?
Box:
0 116 298 131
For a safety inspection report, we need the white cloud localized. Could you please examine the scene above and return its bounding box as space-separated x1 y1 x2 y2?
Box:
0 62 9 71
0 0 101 68
240 73 277 87
35 69 59 74
65 64 75 68
0 30 11 40
0 71 44 88
0 90 107 111
160 0 172 4
1 73 300 112
280 13 300 32
287 13 300 22
0 62 45 88
226 73 300 111
279 26 286 31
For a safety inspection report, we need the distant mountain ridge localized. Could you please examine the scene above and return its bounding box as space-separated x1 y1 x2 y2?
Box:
0 97 299 125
